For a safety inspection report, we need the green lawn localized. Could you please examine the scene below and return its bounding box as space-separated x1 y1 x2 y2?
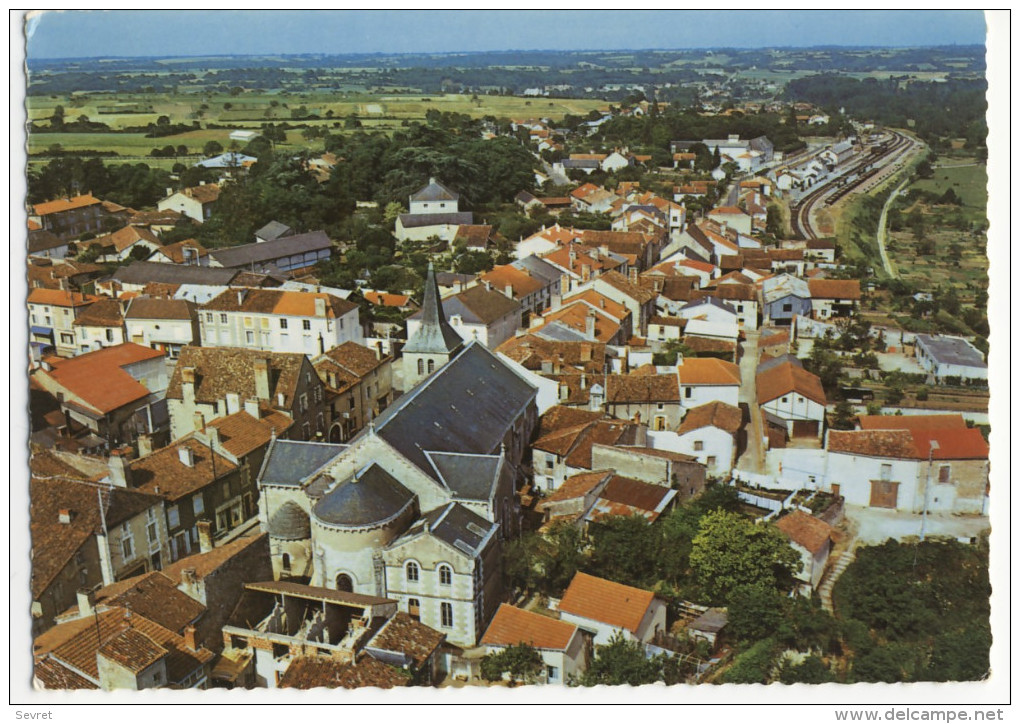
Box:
911 162 987 211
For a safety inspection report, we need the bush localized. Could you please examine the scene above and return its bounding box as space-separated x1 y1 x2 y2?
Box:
723 638 779 684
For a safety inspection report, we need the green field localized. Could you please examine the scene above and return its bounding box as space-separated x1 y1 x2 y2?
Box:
910 162 988 216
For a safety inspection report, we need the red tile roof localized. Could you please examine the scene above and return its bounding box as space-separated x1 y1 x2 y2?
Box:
33 194 102 216
909 428 989 461
36 343 164 414
756 362 827 406
857 414 966 431
558 572 657 634
808 279 862 300
676 357 741 386
481 604 578 651
27 288 101 308
774 510 833 554
678 400 743 435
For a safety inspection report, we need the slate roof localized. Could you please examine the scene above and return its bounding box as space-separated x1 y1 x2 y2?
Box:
398 212 474 228
28 229 68 254
511 255 561 285
112 261 240 287
425 452 504 501
267 501 311 540
400 501 496 557
255 221 295 242
258 440 347 488
677 400 743 435
370 342 536 481
757 362 827 406
312 463 417 528
774 510 834 555
558 572 657 634
411 178 460 202
915 334 987 369
208 231 332 269
481 604 578 651
403 262 464 356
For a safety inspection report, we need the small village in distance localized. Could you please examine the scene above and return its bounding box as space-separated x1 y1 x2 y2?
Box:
22 26 994 693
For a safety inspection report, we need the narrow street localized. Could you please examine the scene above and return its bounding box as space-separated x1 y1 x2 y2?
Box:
735 328 764 474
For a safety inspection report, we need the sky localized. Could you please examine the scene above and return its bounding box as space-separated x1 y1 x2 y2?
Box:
23 10 987 60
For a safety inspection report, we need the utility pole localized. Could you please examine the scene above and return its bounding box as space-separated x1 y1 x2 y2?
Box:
919 439 940 543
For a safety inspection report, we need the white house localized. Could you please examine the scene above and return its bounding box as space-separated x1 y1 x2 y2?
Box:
198 288 362 356
756 362 827 439
671 400 743 476
557 572 667 646
480 604 586 685
675 357 741 408
396 178 474 242
914 334 988 384
124 297 200 360
157 184 221 224
774 510 834 594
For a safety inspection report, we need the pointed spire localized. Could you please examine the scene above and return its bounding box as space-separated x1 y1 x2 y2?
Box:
403 262 463 355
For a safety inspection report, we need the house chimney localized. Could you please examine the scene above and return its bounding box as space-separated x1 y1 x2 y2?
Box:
59 508 73 524
559 383 569 401
236 289 246 306
178 446 195 467
207 426 220 450
136 433 153 458
183 625 198 652
580 373 587 390
581 264 591 282
585 312 596 339
196 520 213 553
629 268 639 285
193 411 205 431
166 187 174 198
277 392 285 407
180 567 198 593
76 588 95 617
504 285 513 300
108 448 131 488
225 393 240 415
314 296 327 317
253 358 271 400
180 366 197 406
244 398 260 419
541 360 553 374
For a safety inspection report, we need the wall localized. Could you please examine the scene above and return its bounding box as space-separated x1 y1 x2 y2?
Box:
651 427 735 478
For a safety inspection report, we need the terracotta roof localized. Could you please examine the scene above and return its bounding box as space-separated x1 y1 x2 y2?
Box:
201 288 356 318
678 400 743 435
596 270 657 304
558 572 657 633
481 604 578 651
564 290 630 320
60 571 204 634
176 184 221 204
535 405 606 438
34 607 213 684
676 357 741 386
319 340 388 377
580 230 655 257
166 346 310 408
857 414 966 431
496 335 606 374
33 194 102 216
909 428 989 461
570 182 602 200
775 510 834 555
827 429 918 459
87 225 162 254
367 612 445 668
533 417 641 470
709 206 747 215
205 408 293 458
29 475 162 597
541 470 613 504
756 362 827 406
453 224 494 247
72 298 124 328
124 296 197 321
98 627 168 672
33 656 98 689
128 437 236 502
682 336 738 355
279 653 408 689
27 288 100 308
697 283 757 302
598 475 673 514
759 329 790 348
542 243 621 276
808 279 862 300
128 209 185 227
649 316 685 328
607 373 679 404
161 532 266 584
537 305 621 343
479 265 545 298
363 290 412 307
153 239 208 263
35 344 164 415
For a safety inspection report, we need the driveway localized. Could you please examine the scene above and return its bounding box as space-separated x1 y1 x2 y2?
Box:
844 504 990 545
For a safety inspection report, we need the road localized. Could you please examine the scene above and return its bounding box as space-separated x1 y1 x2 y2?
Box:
734 329 764 474
875 177 910 278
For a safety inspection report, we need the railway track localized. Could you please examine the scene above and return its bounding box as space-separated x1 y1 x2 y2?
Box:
790 132 914 240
